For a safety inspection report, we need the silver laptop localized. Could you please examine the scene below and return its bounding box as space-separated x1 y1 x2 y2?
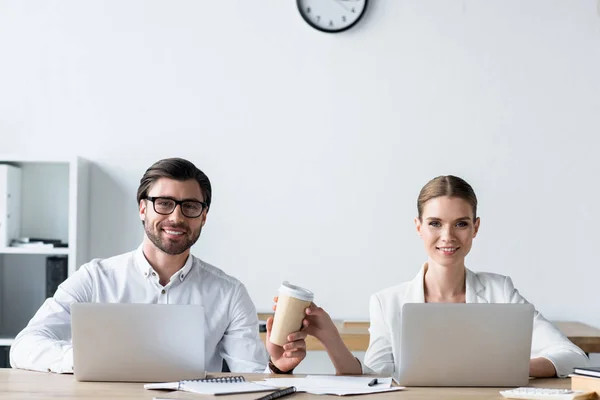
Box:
397 303 534 387
71 303 205 382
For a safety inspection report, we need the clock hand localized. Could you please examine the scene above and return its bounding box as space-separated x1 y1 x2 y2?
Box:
332 0 351 12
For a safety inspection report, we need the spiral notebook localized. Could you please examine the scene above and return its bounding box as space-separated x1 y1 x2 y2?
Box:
144 375 275 396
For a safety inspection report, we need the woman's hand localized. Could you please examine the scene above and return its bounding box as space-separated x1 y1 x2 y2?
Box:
271 297 361 374
301 302 340 347
529 357 557 378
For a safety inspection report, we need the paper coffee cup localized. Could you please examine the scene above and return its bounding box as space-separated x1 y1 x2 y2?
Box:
269 281 314 346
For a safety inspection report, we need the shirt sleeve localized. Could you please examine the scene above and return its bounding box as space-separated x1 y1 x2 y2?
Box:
503 276 590 377
219 282 268 373
9 264 94 373
362 293 395 375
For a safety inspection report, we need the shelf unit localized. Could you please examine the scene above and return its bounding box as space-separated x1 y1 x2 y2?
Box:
0 247 70 255
0 156 89 355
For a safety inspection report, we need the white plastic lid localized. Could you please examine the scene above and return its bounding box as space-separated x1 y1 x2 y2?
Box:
278 281 314 302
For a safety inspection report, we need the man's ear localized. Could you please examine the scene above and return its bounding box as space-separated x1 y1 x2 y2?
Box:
200 210 208 228
139 199 147 221
414 217 423 237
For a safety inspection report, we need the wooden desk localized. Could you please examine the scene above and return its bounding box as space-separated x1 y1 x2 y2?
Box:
0 369 571 400
259 319 600 353
259 321 369 351
555 321 600 354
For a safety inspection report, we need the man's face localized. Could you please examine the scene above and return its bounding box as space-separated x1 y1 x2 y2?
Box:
139 178 207 255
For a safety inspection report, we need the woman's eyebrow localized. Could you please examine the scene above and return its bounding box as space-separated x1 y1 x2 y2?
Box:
424 216 471 221
454 216 471 221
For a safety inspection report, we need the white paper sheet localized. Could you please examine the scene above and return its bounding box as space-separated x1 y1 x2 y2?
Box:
254 376 405 396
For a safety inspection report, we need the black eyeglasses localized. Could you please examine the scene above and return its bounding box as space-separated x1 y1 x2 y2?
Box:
145 196 207 218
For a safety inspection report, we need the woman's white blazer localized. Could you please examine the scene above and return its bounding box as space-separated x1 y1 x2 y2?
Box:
362 265 589 378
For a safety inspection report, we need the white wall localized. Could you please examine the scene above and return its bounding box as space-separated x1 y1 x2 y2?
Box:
1 0 600 335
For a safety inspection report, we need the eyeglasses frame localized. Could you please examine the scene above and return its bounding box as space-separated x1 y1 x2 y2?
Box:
145 196 207 218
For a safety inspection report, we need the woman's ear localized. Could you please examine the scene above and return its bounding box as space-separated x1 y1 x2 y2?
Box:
414 217 423 237
473 217 481 238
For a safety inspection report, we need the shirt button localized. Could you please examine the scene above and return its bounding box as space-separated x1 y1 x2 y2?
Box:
180 274 185 280
161 289 166 294
152 272 157 277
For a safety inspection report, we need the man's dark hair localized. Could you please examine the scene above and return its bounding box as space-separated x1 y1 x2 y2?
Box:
136 158 212 210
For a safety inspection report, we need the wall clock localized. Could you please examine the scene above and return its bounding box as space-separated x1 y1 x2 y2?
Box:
297 0 368 33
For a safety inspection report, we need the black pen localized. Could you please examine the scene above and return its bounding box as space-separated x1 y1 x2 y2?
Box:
368 378 378 387
255 386 297 400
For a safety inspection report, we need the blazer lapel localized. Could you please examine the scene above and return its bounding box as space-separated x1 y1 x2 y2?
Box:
465 267 488 303
406 264 427 303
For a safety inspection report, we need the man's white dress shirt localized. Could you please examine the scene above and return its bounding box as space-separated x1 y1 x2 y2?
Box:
10 246 268 374
363 264 590 378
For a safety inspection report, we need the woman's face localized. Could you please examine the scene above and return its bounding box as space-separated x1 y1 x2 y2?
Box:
415 196 480 269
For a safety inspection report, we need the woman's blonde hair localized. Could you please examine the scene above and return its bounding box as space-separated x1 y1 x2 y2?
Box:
417 175 478 220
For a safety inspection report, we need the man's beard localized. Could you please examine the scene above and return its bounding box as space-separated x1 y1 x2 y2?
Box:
144 219 201 255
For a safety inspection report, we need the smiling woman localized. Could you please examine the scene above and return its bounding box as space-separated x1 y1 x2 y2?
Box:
414 176 480 303
297 175 590 380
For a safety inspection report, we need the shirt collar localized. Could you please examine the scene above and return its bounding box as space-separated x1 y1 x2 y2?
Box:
135 245 195 282
174 252 194 282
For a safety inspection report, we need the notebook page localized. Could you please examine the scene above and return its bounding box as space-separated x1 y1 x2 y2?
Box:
144 382 180 390
181 381 275 395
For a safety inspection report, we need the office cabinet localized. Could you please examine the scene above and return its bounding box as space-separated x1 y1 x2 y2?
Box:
0 156 89 363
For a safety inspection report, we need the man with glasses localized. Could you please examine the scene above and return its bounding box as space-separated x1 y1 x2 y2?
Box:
10 158 307 374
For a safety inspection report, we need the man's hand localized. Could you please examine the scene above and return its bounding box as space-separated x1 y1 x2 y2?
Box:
265 315 307 373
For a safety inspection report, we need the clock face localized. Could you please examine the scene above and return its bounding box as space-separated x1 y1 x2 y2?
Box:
297 0 368 33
